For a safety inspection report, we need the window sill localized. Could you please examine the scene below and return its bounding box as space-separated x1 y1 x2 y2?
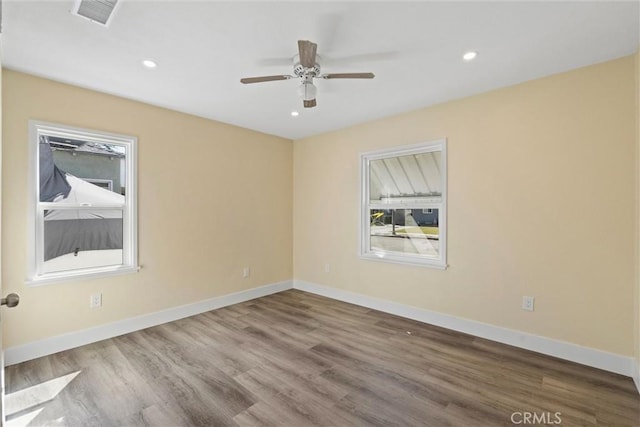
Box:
360 252 448 269
26 265 140 287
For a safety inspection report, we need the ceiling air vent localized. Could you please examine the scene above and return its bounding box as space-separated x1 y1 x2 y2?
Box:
71 0 120 27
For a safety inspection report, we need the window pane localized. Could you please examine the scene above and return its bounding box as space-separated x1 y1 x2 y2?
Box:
49 138 126 196
369 151 441 204
42 208 123 274
369 208 440 257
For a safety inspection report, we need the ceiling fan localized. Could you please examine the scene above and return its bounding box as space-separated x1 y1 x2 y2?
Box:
240 40 375 108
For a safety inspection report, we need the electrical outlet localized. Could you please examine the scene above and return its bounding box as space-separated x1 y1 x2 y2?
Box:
90 293 102 308
243 267 250 278
324 263 331 273
522 296 535 312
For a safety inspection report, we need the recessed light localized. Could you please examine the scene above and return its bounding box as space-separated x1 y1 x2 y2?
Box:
142 59 157 68
463 51 478 61
291 111 299 117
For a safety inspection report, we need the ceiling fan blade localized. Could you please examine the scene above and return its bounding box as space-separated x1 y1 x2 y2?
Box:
303 99 317 108
298 40 318 68
240 75 291 84
322 72 375 79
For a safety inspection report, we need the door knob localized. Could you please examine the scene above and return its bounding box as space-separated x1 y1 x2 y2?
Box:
1 293 20 308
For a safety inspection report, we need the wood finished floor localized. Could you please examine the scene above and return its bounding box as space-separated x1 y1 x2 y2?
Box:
5 289 640 426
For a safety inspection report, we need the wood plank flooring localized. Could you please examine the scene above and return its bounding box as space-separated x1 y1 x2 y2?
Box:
5 290 640 426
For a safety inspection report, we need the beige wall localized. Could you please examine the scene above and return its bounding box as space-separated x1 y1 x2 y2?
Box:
636 52 640 374
294 56 636 356
2 56 637 359
2 70 293 348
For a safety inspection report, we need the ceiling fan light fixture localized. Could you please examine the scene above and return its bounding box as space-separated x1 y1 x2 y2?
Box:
297 82 317 101
291 111 299 117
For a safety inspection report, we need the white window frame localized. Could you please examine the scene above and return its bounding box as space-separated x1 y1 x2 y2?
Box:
360 139 447 269
27 121 138 285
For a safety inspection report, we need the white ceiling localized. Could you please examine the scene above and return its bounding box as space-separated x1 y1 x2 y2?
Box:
2 1 639 140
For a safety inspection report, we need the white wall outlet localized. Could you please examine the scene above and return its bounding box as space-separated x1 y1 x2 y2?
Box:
90 293 102 308
522 296 535 312
324 263 331 273
242 267 250 278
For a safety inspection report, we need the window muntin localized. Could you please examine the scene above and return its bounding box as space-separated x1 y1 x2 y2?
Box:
361 140 447 268
28 121 137 284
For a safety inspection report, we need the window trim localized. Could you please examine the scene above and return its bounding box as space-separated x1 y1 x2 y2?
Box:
360 139 447 269
27 121 138 285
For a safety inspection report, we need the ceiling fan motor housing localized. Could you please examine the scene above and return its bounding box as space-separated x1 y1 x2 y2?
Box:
293 54 321 77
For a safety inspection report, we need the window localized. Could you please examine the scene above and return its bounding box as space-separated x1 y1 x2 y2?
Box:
28 121 138 284
360 139 447 268
84 178 114 192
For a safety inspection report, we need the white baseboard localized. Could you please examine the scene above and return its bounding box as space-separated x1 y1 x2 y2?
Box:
6 278 636 381
633 361 640 395
293 280 635 378
4 280 293 366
